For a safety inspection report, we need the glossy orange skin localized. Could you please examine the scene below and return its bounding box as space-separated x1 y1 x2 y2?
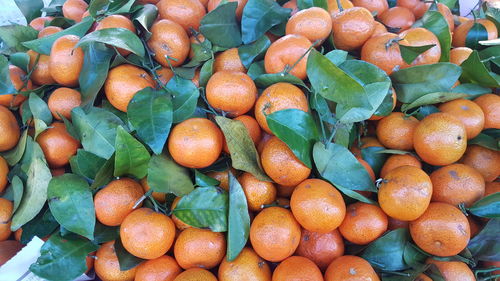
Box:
156 67 174 86
239 172 277 212
0 157 7 193
325 255 380 281
332 7 375 51
94 178 144 226
449 47 473 65
95 241 137 281
0 105 20 152
369 88 396 121
218 247 272 281
0 65 31 108
157 0 206 32
399 28 442 67
426 259 475 281
474 94 500 129
168 118 223 169
290 179 346 233
0 198 13 241
371 21 388 37
104 64 155 112
437 3 455 31
327 0 354 15
173 268 217 281
286 7 333 44
272 256 323 281
173 228 226 269
396 0 426 19
38 26 62 38
295 228 344 271
410 202 470 257
380 154 421 178
339 202 388 245
453 19 498 47
0 240 23 266
206 169 232 191
62 0 88 22
213 48 246 73
254 82 308 134
27 50 55 86
352 0 388 15
96 15 137 57
47 87 81 120
378 7 415 32
250 207 301 262
170 197 192 231
135 255 182 281
29 16 54 31
376 112 419 151
439 99 485 140
140 177 166 203
37 122 80 168
378 165 432 221
148 19 190 67
261 137 311 187
361 33 406 75
208 0 248 20
460 145 500 182
264 34 311 80
484 181 500 196
49 35 84 87
413 112 467 166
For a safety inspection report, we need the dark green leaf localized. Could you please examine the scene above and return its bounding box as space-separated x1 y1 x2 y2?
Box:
90 154 115 189
77 28 145 57
227 173 250 261
238 36 271 68
107 0 136 15
0 55 16 94
362 228 410 271
184 37 213 68
166 77 200 123
333 123 353 148
401 92 468 112
247 60 265 80
79 42 114 107
0 25 38 55
132 4 158 40
70 149 107 180
438 0 457 9
20 208 59 244
41 0 65 16
114 238 144 270
468 218 500 261
468 133 499 151
466 22 489 50
325 49 349 65
200 2 242 48
195 170 221 187
114 126 151 179
452 83 491 99
468 193 500 218
93 222 119 244
485 4 500 31
147 154 194 196
33 119 48 139
11 175 23 212
87 0 110 18
28 93 52 125
422 10 451 61
460 50 500 87
297 0 328 10
9 52 30 72
403 242 429 268
361 146 389 176
309 92 336 125
1 129 28 166
241 0 291 44
46 17 76 28
254 72 307 89
173 66 197 80
399 44 436 65
14 0 43 22
199 59 214 87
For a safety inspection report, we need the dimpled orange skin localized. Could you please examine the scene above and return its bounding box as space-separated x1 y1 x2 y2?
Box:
213 48 246 73
94 178 144 226
380 154 421 178
426 259 475 281
47 87 82 120
378 165 433 221
38 26 63 38
399 28 442 67
410 202 470 257
264 34 312 80
95 241 137 281
331 7 375 51
254 82 308 134
324 255 380 281
453 19 498 47
27 50 56 86
49 35 84 87
250 207 301 262
286 7 333 44
460 145 500 182
430 164 485 207
0 157 7 193
295 228 344 271
173 228 226 269
413 112 467 166
238 172 277 212
148 19 190 67
135 255 182 281
206 169 233 191
157 0 206 32
376 112 419 151
261 137 311 187
339 202 388 245
218 247 272 281
272 256 323 281
168 118 223 169
361 33 406 75
36 122 80 168
173 268 218 281
0 106 20 152
439 99 485 139
352 0 388 15
0 198 13 241
327 0 354 15
379 7 415 32
95 15 137 57
449 47 473 65
474 94 500 129
371 21 388 37
29 16 54 31
62 0 88 22
0 65 31 108
208 0 248 20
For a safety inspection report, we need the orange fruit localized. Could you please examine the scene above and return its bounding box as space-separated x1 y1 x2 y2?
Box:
218 247 272 281
396 0 426 19
170 197 192 231
249 206 301 262
399 27 442 67
234 115 262 145
94 178 144 226
474 93 500 129
387 217 409 230
352 0 388 15
135 255 182 281
254 82 308 134
206 168 233 191
156 67 174 86
437 3 455 31
376 112 419 150
47 87 82 120
272 256 323 281
358 158 376 181
62 0 88 22
260 136 311 187
37 122 80 168
168 118 223 169
413 112 467 166
49 35 84 87
460 145 500 182
0 65 31 108
38 26 62 38
173 228 226 269
426 259 475 281
27 50 56 86
94 241 137 281
295 228 345 271
95 15 137 57
410 202 470 257
104 64 155 112
439 98 485 139
327 0 355 15
370 88 397 121
148 19 190 67
264 34 311 80
325 255 380 281
173 268 217 281
378 165 432 221
371 21 388 37
0 105 20 152
361 33 406 75
378 7 415 32
0 156 7 193
157 0 206 32
331 7 375 51
449 47 473 65
283 0 299 15
191 69 200 87
0 198 13 241
339 202 388 245
484 181 500 196
0 240 23 266
28 16 54 31
238 172 277 212
140 178 166 203
285 7 333 45
453 19 498 47
213 48 246 73
380 153 421 178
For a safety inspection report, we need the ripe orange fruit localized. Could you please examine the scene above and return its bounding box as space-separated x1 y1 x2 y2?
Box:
378 165 432 221
148 19 190 67
208 0 248 20
396 0 426 19
206 168 234 191
272 256 323 281
295 228 344 271
426 259 475 281
0 156 7 193
47 87 81 120
95 15 137 56
174 228 226 269
260 136 311 187
213 48 246 73
222 115 261 154
238 172 277 212
286 7 333 45
380 153 421 178
250 206 301 262
331 7 375 51
140 178 166 203
484 181 500 196
436 3 455 31
453 19 498 47
0 240 23 266
339 202 388 245
173 268 217 281
156 67 174 86
460 145 500 182
168 118 223 168
49 35 84 87
327 0 355 15
449 47 473 65
62 0 88 22
371 21 388 37
157 0 206 32
104 64 155 112
94 178 144 226
439 98 485 139
410 202 470 257
38 26 62 38
399 27 442 67
352 0 388 15
29 16 54 31
0 105 20 152
135 255 182 281
218 247 272 281
94 241 137 281
413 112 467 166
0 65 31 107
264 34 311 80
254 82 308 134
37 122 80 168
27 50 56 86
325 255 380 281
361 33 406 75
474 94 500 129
378 7 415 32
376 112 419 150
0 198 13 241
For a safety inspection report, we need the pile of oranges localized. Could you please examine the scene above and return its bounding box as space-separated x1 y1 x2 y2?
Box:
0 0 499 280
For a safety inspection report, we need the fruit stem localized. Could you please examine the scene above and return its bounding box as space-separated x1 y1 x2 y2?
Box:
283 40 319 76
336 0 344 12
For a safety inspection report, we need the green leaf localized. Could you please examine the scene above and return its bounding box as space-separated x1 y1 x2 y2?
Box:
77 28 145 57
33 119 48 139
11 175 23 213
107 0 137 15
401 92 468 112
238 36 271 68
468 193 500 218
438 0 457 9
173 186 228 232
466 22 489 50
184 37 213 68
468 218 500 261
227 172 250 261
422 10 451 61
254 72 307 89
0 55 16 94
267 109 320 168
1 129 28 166
114 238 144 270
127 87 173 155
460 50 500 87
247 60 265 80
28 93 52 125
30 233 99 281
47 174 95 239
20 207 59 244
485 4 500 31
87 0 110 18
9 52 30 72
132 4 158 40
93 222 119 244
0 25 38 55
468 133 499 151
147 154 194 196
114 126 151 178
297 0 328 10
195 170 221 187
90 154 115 189
14 0 43 22
46 17 76 28
200 2 242 48
362 228 410 271
70 149 107 180
399 44 436 65
403 242 429 268
325 49 349 65
361 146 389 176
166 77 200 123
215 116 271 182
199 59 214 87
452 83 491 99
241 0 291 44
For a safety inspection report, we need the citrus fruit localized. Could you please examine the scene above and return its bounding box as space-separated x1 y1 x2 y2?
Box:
156 67 174 86
218 247 272 281
379 153 421 178
38 26 62 38
0 65 31 107
173 268 217 281
157 0 206 32
62 0 88 22
285 7 333 45
460 145 500 182
361 33 406 75
376 112 419 150
264 34 311 80
238 172 277 212
272 256 323 281
0 198 13 241
47 87 82 120
399 27 442 67
140 178 166 203
452 19 498 47
339 202 388 245
324 255 380 281
28 16 54 31
438 98 485 139
295 228 345 271
170 197 192 231
352 0 388 15
474 93 500 129
331 7 375 51
450 47 473 65
49 35 84 87
94 241 137 281
95 15 137 56
37 122 80 168
148 19 190 67
484 181 500 196
135 255 182 281
0 156 7 193
0 105 20 152
378 6 415 32
327 0 354 15
208 0 248 20
213 48 246 73
173 227 226 269
27 50 56 86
